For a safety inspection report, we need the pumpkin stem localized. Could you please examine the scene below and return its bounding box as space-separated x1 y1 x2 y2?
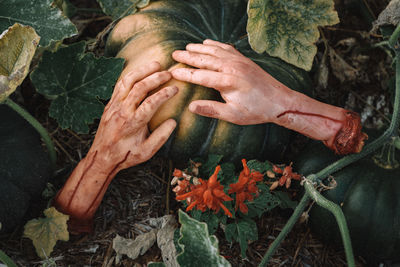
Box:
4 98 57 167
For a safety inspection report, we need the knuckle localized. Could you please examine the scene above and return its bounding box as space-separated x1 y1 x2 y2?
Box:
220 76 235 88
134 80 147 90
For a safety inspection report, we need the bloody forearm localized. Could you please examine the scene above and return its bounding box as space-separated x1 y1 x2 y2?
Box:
273 89 367 154
53 150 128 233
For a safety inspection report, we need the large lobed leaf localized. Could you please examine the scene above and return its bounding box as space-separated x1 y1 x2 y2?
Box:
96 0 150 20
0 23 39 102
177 210 231 267
31 41 124 133
247 0 339 71
0 0 77 46
23 207 69 259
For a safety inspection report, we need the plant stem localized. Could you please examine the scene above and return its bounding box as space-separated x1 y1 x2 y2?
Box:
0 250 17 267
389 24 400 49
258 194 310 267
303 177 355 267
4 98 57 167
259 36 400 266
315 54 400 180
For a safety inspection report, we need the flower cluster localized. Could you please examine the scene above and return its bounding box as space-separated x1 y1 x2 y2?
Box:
172 159 264 217
228 159 264 213
270 163 302 190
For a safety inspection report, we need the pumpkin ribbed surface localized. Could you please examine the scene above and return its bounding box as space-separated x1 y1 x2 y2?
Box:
295 140 400 262
106 0 312 163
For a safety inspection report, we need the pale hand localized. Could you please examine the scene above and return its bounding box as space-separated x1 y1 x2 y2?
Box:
54 62 178 233
171 39 367 155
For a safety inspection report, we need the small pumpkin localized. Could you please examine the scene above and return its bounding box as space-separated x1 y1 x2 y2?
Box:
105 0 312 163
294 138 400 262
0 105 52 232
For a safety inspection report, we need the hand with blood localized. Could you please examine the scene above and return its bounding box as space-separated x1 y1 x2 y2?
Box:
171 39 367 155
54 62 178 233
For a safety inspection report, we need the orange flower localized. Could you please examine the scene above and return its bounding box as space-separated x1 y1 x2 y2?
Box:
228 159 264 214
270 163 301 190
176 165 233 217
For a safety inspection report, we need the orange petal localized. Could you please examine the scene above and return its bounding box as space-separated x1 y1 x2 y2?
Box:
219 202 233 217
208 165 221 186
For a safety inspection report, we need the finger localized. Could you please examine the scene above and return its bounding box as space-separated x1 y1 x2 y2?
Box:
185 43 233 58
126 71 172 107
203 39 242 55
171 68 240 90
142 118 177 158
172 50 223 71
116 61 161 100
188 100 243 124
135 86 178 122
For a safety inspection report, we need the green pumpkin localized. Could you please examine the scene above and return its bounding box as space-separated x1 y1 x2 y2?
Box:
0 105 52 232
106 0 312 163
294 139 400 262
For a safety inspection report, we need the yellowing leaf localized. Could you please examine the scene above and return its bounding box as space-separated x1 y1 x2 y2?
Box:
0 23 40 103
23 207 69 259
247 0 339 71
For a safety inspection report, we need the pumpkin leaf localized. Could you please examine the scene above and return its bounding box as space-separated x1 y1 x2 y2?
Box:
53 0 77 18
113 230 158 262
177 210 230 267
23 207 69 259
0 0 77 47
247 0 339 71
225 218 258 258
30 41 124 133
0 23 39 103
372 0 400 31
96 0 150 20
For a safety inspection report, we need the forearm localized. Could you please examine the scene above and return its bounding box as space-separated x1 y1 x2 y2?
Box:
270 84 367 154
53 149 124 233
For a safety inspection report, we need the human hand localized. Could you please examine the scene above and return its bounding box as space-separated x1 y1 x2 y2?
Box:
171 40 367 155
90 61 178 170
171 39 295 125
54 62 178 233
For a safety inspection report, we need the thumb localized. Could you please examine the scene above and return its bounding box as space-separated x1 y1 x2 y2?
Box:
188 100 240 124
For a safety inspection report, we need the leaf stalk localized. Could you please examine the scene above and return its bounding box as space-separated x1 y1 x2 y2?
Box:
4 98 57 167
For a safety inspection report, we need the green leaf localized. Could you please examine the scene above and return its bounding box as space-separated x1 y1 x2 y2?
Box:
177 210 231 267
97 0 150 20
23 207 69 259
31 41 124 133
0 23 39 103
247 159 272 173
0 0 77 46
219 162 237 186
190 209 220 235
224 218 258 258
247 0 339 71
273 191 298 209
200 154 224 177
53 0 77 18
246 184 281 218
0 250 17 267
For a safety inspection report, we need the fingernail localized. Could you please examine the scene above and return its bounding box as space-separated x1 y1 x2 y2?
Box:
188 102 198 113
